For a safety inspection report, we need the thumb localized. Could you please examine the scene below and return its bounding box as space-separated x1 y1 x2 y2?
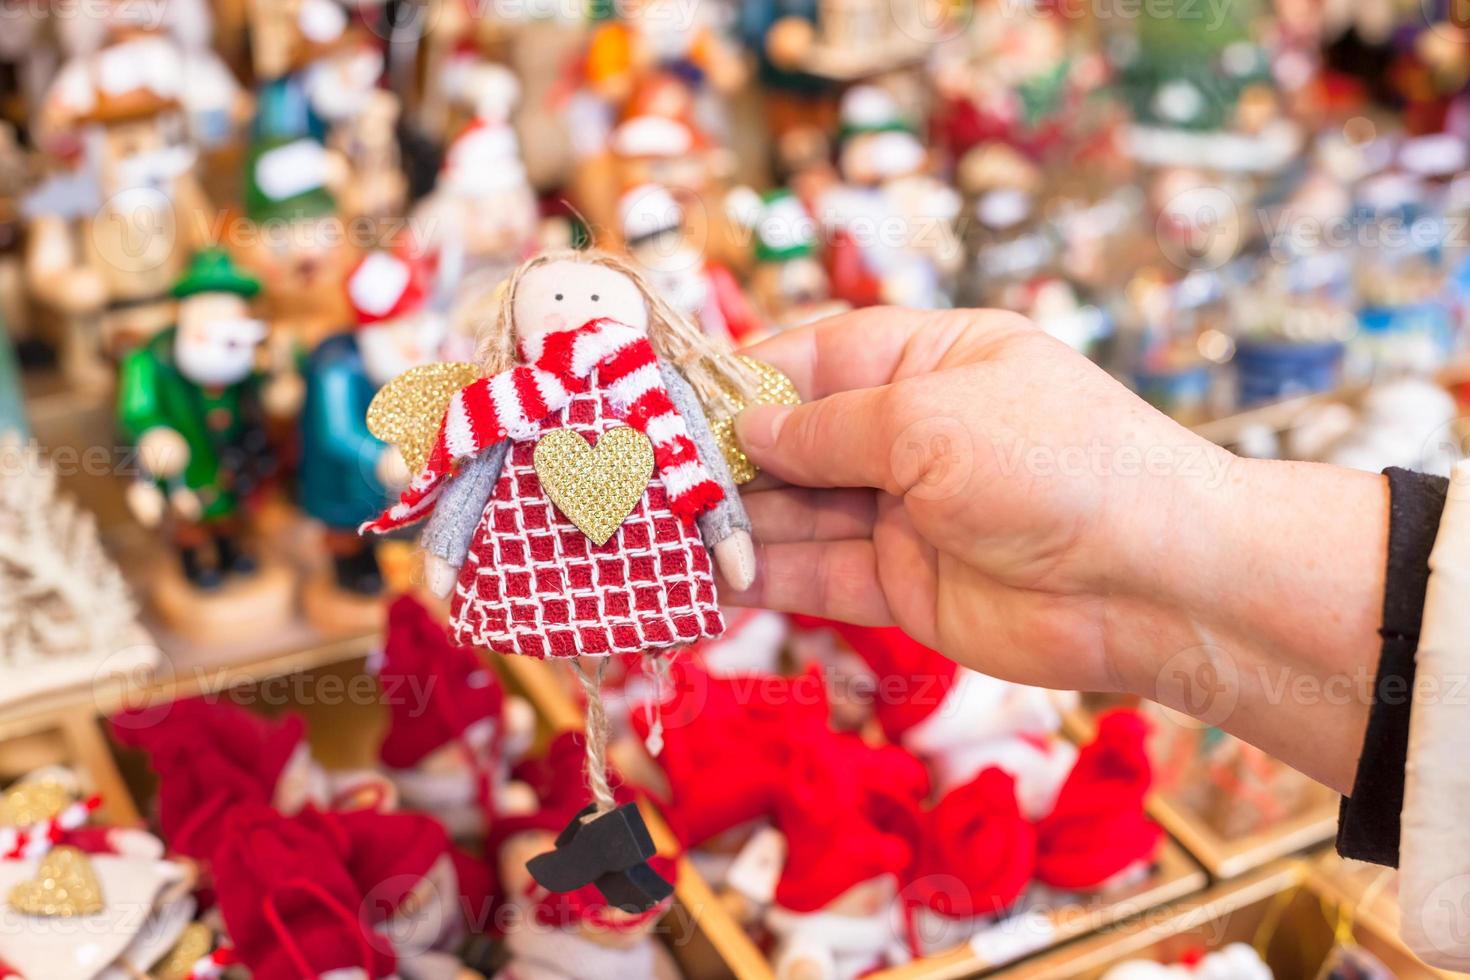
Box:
735 386 899 491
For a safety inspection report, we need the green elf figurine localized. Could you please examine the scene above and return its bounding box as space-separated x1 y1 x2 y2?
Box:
117 249 277 590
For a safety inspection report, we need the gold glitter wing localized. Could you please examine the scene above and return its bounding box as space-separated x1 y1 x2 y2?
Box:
708 357 802 484
366 362 481 474
9 846 104 917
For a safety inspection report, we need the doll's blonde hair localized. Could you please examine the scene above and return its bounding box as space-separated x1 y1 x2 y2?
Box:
476 249 760 414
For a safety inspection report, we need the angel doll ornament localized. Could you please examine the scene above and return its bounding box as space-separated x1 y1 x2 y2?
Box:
363 250 766 911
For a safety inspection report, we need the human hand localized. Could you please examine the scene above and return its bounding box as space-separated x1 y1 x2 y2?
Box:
728 307 1389 793
714 530 757 591
726 307 1228 692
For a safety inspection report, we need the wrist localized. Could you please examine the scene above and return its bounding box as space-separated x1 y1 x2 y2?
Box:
1113 455 1387 791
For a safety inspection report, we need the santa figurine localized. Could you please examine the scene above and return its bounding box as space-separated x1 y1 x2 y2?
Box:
818 86 963 310
757 730 927 980
1032 710 1163 894
298 249 443 612
26 30 217 384
908 768 1036 956
625 660 828 890
412 65 540 317
322 806 493 979
491 732 682 980
817 622 1078 816
619 183 760 345
742 189 850 334
236 130 358 354
373 595 538 837
116 249 295 628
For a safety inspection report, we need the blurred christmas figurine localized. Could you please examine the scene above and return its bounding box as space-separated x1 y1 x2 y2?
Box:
299 250 442 622
362 250 781 911
117 249 294 635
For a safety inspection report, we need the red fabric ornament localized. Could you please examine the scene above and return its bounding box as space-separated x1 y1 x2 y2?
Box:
377 594 506 769
912 768 1035 920
773 724 925 914
631 660 830 848
821 621 959 744
214 805 397 980
325 808 454 922
1034 709 1161 890
110 698 305 861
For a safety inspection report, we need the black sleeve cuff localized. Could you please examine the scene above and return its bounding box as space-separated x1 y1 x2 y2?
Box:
1337 467 1448 867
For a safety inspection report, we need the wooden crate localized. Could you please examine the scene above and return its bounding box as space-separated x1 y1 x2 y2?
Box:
1001 859 1457 979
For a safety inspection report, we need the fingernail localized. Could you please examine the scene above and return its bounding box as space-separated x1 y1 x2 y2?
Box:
735 404 792 452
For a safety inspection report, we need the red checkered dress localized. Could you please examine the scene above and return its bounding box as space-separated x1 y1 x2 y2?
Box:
449 386 725 658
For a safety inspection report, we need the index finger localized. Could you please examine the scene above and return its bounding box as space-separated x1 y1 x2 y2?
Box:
738 306 1030 401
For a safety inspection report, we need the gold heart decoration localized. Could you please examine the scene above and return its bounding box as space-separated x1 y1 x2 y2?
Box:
709 357 802 485
8 846 104 917
366 362 481 473
533 426 654 546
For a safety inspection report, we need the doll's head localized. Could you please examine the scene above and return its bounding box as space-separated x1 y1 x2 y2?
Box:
480 248 758 411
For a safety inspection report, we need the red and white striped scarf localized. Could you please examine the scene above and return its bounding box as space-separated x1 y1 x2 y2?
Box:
362 318 725 535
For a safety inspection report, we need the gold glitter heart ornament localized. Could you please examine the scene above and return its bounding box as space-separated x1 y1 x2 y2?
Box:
8 846 104 917
366 362 481 473
0 781 71 827
709 357 801 484
533 427 654 546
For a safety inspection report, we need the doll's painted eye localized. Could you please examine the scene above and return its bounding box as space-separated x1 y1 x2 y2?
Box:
591 294 599 302
555 293 563 301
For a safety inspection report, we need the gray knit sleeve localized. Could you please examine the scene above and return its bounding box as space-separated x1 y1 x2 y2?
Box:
419 440 510 567
658 361 751 548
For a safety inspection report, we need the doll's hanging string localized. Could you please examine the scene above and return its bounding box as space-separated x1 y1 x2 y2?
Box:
572 657 617 814
640 647 680 758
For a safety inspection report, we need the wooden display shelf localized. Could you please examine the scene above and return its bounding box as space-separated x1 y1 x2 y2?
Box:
1064 705 1339 880
0 709 142 828
0 625 380 742
1001 859 1456 979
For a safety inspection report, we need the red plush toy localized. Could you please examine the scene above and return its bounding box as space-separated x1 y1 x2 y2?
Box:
375 595 537 836
1035 710 1162 891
